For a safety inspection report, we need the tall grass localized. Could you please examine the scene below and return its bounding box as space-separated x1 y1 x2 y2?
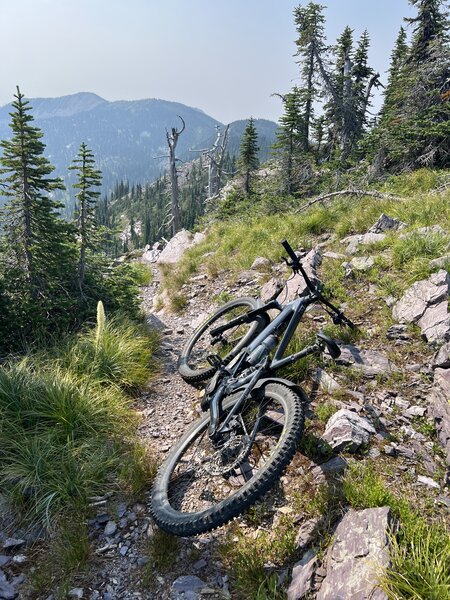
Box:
343 461 450 600
161 169 450 298
0 308 159 526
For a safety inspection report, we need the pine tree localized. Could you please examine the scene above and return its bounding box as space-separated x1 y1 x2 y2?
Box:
372 0 449 168
69 142 102 293
406 0 449 61
293 2 326 150
238 118 260 194
380 27 409 120
351 30 376 145
0 87 76 341
274 87 305 193
323 26 354 158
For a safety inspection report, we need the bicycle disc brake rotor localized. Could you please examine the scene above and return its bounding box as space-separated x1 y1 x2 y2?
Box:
200 432 251 476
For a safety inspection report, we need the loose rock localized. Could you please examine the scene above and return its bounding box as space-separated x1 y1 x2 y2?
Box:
368 213 406 233
321 409 376 452
287 550 318 600
316 507 391 600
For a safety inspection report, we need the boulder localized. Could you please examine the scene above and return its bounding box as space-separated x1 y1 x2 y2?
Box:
311 456 348 483
399 224 448 239
171 576 206 598
432 342 450 369
317 507 391 600
277 249 322 303
321 409 376 452
430 254 450 269
342 232 386 254
323 251 347 260
260 277 284 303
393 270 450 345
350 256 375 271
157 229 204 265
251 256 271 271
294 517 321 552
368 213 406 233
287 550 318 600
312 368 341 393
430 368 450 466
336 344 399 378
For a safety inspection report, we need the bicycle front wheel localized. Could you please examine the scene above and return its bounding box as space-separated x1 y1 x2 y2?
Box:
150 383 305 536
178 297 269 386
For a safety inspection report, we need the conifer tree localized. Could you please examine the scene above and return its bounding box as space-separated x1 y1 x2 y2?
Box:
406 0 449 61
274 87 305 193
373 0 449 168
69 142 102 293
238 118 259 194
293 2 326 150
0 87 76 339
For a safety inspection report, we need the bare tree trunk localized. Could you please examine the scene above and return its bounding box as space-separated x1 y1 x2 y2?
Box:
166 116 185 235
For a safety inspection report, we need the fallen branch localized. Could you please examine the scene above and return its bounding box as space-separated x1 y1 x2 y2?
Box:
296 189 402 213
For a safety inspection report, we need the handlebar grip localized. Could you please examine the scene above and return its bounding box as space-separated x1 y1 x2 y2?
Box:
281 239 299 264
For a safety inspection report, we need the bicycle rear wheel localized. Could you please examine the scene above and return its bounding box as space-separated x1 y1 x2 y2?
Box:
150 383 305 536
178 297 269 385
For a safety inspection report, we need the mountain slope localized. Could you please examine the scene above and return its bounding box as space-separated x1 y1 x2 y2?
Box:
0 94 277 200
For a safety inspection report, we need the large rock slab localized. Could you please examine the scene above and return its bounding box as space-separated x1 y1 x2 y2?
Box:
260 277 284 303
336 344 399 378
393 270 450 345
157 229 205 265
287 550 318 600
432 342 450 369
321 409 376 452
399 224 448 239
431 368 450 466
393 270 449 323
342 232 386 254
317 507 391 600
368 213 406 234
277 249 322 303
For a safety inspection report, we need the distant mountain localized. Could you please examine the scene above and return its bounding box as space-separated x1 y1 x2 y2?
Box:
0 93 278 204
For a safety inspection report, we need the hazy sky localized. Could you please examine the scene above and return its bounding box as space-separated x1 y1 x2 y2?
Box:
0 0 415 123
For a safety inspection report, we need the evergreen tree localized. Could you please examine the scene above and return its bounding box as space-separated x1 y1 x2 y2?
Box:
69 142 102 293
380 27 409 120
238 117 259 194
406 0 449 61
293 2 326 150
351 30 376 145
372 0 449 168
274 87 305 193
323 26 354 158
0 87 76 342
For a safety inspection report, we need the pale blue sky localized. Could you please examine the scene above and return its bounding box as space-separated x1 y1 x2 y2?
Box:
0 0 415 123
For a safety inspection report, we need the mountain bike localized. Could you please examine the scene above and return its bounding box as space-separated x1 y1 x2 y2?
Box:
150 240 354 536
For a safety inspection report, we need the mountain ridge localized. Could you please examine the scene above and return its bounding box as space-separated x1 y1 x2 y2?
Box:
0 93 278 208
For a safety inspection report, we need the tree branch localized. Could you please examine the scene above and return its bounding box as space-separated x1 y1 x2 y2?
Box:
296 189 402 213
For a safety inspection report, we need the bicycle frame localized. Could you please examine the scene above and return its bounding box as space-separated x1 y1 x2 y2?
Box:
207 291 322 438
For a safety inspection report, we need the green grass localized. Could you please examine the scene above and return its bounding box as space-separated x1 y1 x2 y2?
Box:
342 461 450 600
221 516 297 599
128 262 153 286
29 516 91 599
0 311 159 527
161 169 449 301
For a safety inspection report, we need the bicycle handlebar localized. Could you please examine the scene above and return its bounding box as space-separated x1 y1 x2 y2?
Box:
281 239 356 329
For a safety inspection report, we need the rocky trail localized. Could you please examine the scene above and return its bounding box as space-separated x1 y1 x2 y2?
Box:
2 220 450 599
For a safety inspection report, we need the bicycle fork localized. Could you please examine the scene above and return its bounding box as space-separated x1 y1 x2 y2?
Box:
208 362 267 441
